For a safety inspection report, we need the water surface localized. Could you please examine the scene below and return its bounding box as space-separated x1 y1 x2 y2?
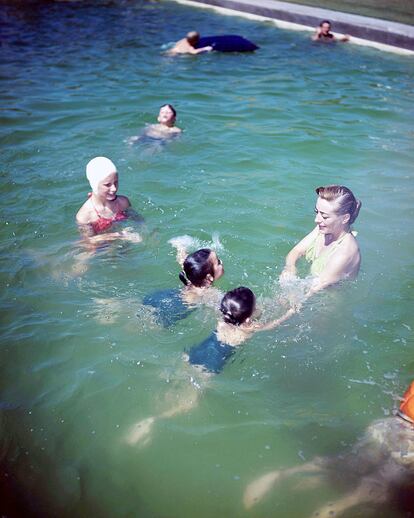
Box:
0 1 414 516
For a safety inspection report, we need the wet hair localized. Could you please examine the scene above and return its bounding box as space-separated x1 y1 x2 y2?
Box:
186 31 200 45
316 185 361 224
179 248 214 288
160 103 176 118
220 287 255 326
320 20 331 27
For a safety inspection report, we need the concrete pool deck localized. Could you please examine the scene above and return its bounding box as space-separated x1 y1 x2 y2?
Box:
171 0 414 55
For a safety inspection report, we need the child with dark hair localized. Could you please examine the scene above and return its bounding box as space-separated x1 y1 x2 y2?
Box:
188 287 294 373
149 104 181 136
143 240 224 327
125 288 294 446
179 248 223 300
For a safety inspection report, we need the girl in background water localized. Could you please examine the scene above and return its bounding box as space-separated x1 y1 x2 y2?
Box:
145 104 182 139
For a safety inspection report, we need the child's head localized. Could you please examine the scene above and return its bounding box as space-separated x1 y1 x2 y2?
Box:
179 248 224 288
220 287 255 326
158 104 177 127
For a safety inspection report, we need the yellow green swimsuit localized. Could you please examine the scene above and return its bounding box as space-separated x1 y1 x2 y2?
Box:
305 231 355 276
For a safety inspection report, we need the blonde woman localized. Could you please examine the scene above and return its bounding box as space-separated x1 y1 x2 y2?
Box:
280 185 361 295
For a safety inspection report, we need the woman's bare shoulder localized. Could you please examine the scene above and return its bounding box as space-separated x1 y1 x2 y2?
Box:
342 232 360 256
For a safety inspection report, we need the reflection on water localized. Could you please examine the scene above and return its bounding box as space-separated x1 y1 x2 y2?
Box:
1 0 413 517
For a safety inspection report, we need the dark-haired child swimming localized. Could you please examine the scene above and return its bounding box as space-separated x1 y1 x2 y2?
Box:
187 287 293 373
179 247 224 305
143 238 224 327
125 287 295 446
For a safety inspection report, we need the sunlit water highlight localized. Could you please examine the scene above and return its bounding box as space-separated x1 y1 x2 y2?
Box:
0 1 413 516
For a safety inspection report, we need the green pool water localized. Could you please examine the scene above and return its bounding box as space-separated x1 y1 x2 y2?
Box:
0 1 413 516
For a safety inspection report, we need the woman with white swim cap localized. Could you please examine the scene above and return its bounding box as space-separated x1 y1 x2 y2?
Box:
76 157 141 242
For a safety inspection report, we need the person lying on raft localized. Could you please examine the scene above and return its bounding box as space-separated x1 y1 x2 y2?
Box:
143 246 225 327
143 104 182 139
312 20 350 42
244 380 414 518
167 31 213 55
125 287 295 446
76 156 142 244
280 184 361 297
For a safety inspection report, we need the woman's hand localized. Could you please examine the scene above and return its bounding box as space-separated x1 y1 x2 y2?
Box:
279 268 298 285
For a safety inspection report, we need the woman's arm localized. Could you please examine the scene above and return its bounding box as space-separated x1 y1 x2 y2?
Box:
280 226 319 279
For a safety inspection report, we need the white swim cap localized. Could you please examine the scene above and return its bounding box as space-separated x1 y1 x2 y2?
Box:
86 156 117 193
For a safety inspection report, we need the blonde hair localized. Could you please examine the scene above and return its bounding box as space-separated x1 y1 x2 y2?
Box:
316 185 361 224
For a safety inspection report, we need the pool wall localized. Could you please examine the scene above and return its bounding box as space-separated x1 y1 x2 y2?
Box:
170 0 414 55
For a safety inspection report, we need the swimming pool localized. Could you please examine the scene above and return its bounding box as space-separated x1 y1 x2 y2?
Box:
0 1 413 516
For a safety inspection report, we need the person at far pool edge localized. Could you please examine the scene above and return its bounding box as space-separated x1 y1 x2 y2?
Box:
76 156 141 243
167 31 213 55
312 20 350 42
280 185 361 296
187 286 295 372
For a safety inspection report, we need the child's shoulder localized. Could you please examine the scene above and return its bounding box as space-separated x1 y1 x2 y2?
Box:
217 321 249 347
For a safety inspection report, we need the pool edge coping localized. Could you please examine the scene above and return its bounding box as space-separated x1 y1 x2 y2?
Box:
169 0 414 56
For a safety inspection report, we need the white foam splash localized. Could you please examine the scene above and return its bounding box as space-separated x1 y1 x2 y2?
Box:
277 275 313 308
169 233 224 253
168 235 201 250
211 231 224 252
